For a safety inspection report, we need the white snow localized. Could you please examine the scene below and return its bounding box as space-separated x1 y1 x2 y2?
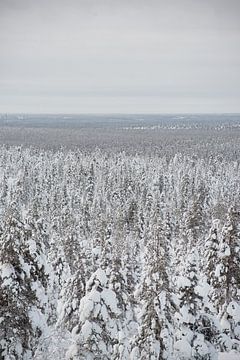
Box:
174 338 192 358
0 263 15 278
227 301 240 322
101 288 120 314
80 320 92 341
79 297 94 322
176 275 191 289
219 351 240 360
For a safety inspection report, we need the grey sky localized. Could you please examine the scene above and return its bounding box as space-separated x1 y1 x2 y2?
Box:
0 0 240 113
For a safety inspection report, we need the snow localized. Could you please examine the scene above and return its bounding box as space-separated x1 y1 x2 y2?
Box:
193 334 210 357
92 322 102 334
227 301 240 322
215 264 223 278
158 291 166 309
19 255 31 278
220 315 231 331
220 244 231 257
28 306 48 334
180 305 195 324
31 280 48 305
101 288 120 314
219 351 240 360
80 320 92 340
219 333 233 351
93 302 101 318
100 303 109 321
195 279 211 298
66 344 78 360
86 268 108 289
0 263 15 278
35 327 72 360
176 275 191 288
174 338 192 358
79 297 94 322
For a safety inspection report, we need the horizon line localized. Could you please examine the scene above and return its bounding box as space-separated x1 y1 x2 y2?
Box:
1 112 240 116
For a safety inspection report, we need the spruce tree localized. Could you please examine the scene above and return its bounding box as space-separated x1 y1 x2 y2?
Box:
0 204 51 359
131 216 174 360
214 207 240 351
174 250 218 360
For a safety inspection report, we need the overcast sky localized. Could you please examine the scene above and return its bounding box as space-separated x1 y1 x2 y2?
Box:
0 0 240 113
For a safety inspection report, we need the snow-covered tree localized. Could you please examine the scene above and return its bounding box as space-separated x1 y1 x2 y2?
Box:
110 252 137 360
174 250 218 360
214 207 240 351
0 204 51 359
204 219 221 289
66 268 120 360
131 217 175 360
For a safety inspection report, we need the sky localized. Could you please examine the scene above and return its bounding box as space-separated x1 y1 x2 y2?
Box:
0 0 240 113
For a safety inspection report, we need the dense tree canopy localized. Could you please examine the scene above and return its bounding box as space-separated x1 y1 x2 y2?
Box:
0 145 239 359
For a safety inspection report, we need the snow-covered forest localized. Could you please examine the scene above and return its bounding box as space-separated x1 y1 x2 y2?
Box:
0 143 240 359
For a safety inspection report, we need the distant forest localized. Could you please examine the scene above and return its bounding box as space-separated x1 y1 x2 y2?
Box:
0 114 240 158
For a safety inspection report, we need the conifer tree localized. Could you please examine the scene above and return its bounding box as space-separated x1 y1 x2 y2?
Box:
174 250 218 360
131 216 174 360
66 268 120 360
204 219 221 289
214 207 240 351
110 248 137 360
0 204 51 359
